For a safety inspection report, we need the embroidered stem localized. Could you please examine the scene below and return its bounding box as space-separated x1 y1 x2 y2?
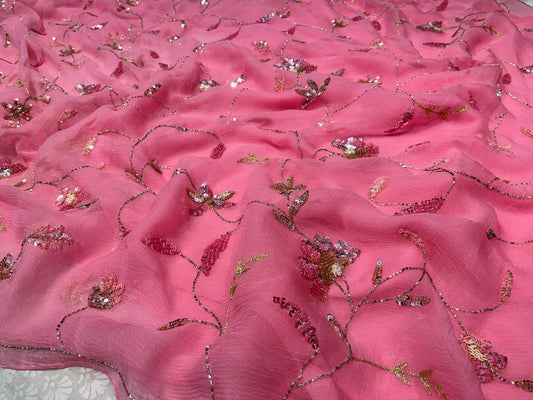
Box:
223 254 270 333
205 345 215 399
191 268 223 333
282 350 319 400
56 306 88 348
486 229 533 245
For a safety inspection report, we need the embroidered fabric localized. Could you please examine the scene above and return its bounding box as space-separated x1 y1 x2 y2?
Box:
1 0 533 399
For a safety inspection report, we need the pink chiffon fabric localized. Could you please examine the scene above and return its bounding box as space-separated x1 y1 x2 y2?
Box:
1 0 533 399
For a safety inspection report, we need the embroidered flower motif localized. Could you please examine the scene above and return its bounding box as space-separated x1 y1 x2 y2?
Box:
56 187 85 211
298 235 360 301
295 77 330 108
59 44 81 57
0 158 26 179
331 137 379 159
270 176 306 195
186 182 235 216
2 98 32 126
88 274 125 309
274 57 317 73
458 333 508 383
0 254 13 281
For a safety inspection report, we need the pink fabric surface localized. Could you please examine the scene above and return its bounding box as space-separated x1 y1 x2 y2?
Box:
1 0 533 399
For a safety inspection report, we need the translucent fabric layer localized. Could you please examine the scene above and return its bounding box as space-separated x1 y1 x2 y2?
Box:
1 0 533 399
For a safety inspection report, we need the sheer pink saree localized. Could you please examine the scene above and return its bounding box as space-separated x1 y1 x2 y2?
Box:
1 0 533 399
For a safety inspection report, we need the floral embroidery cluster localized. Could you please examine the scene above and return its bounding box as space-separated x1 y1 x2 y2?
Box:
1 98 32 127
298 235 360 301
56 187 85 211
186 182 235 216
274 57 317 73
1 0 533 399
331 137 379 159
88 274 125 309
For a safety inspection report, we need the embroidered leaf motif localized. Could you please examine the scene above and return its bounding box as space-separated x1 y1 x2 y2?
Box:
235 254 270 277
83 136 97 155
419 369 434 393
372 260 383 284
26 225 74 250
500 270 513 301
216 191 235 202
392 361 411 385
369 177 387 200
416 21 443 33
516 380 533 392
273 210 295 230
273 296 319 350
142 236 180 255
289 190 309 216
435 0 448 11
210 142 225 159
398 228 424 248
418 369 448 398
395 197 445 215
385 109 414 133
521 127 533 138
396 294 431 307
158 318 190 331
419 104 468 120
422 41 449 47
201 232 232 276
237 153 268 165
144 83 161 96
149 159 163 174
0 254 13 281
327 313 347 342
225 254 270 332
111 61 124 77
